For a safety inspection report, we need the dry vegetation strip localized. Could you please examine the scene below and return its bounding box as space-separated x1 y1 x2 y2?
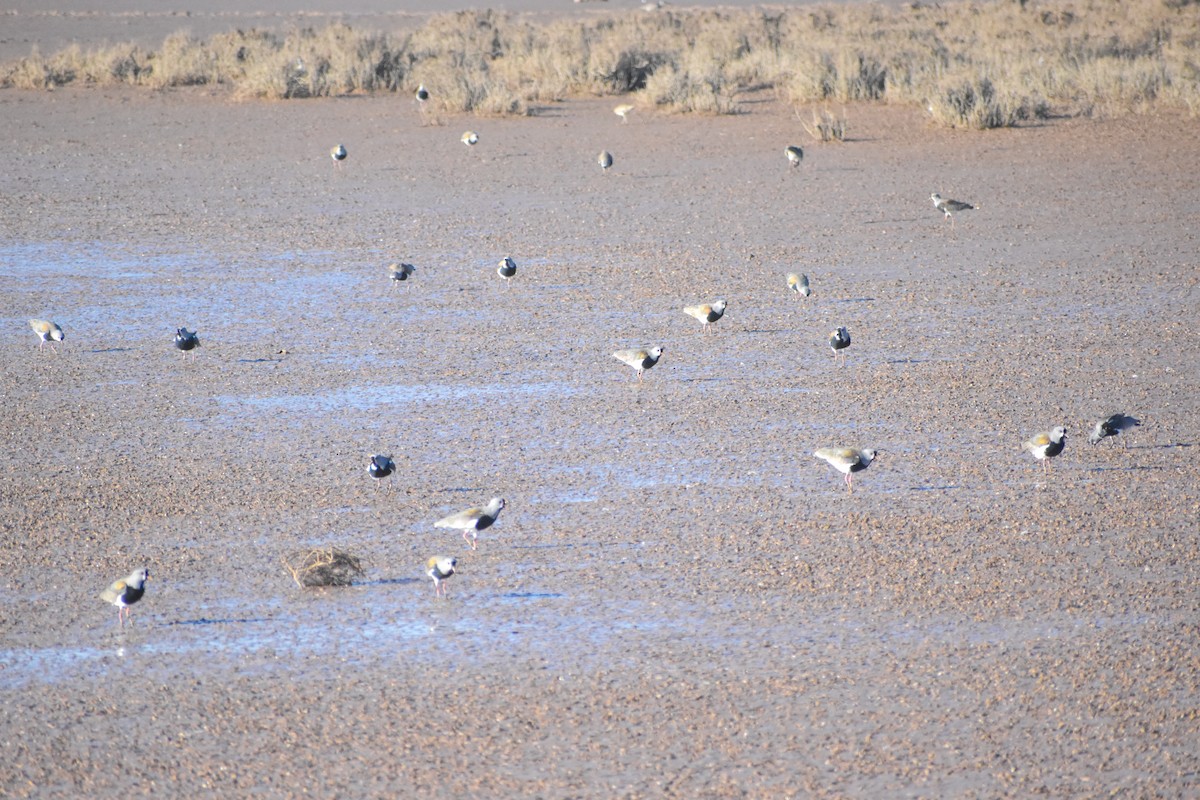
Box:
4 0 1198 127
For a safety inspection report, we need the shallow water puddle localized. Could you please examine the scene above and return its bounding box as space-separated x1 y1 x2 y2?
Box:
0 586 697 686
0 242 179 280
217 380 578 415
0 586 1168 689
0 242 371 334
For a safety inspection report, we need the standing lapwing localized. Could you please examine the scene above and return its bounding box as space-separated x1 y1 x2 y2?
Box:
612 346 664 382
434 498 506 551
100 568 150 628
931 192 975 226
829 326 851 363
1023 426 1067 471
813 448 879 493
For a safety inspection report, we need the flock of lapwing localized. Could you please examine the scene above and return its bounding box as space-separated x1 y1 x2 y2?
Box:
28 94 1142 624
366 456 507 596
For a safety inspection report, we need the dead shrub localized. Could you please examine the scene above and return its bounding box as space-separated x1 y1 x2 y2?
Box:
929 78 1048 129
800 107 848 142
645 63 740 114
282 547 366 588
601 48 667 93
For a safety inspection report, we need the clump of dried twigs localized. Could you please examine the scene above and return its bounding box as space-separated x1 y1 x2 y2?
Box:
800 107 848 142
282 547 365 588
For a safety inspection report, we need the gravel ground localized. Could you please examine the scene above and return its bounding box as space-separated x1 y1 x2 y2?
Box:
1 81 1198 798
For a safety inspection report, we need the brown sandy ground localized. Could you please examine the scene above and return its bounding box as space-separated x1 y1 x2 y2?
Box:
0 83 1198 798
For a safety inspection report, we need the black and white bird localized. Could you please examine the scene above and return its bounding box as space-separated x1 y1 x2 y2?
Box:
29 319 64 352
829 326 851 363
1023 426 1067 470
683 299 727 334
612 346 664 382
426 556 457 597
462 131 479 147
787 273 811 298
785 145 804 168
389 263 416 283
174 327 200 358
331 143 347 167
497 256 517 283
598 150 613 172
415 84 429 103
434 498 506 550
100 567 150 627
930 192 974 225
813 447 878 492
1088 414 1141 446
368 454 395 482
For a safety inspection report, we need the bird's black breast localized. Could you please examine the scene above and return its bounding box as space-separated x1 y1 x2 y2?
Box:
476 515 495 531
121 584 145 606
174 331 199 351
1044 440 1065 459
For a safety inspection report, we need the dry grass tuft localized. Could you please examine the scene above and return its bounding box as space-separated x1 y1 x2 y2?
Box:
800 107 848 142
282 547 366 588
2 0 1197 126
927 78 1051 129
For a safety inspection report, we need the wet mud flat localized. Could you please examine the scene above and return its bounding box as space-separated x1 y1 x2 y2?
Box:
0 85 1198 797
